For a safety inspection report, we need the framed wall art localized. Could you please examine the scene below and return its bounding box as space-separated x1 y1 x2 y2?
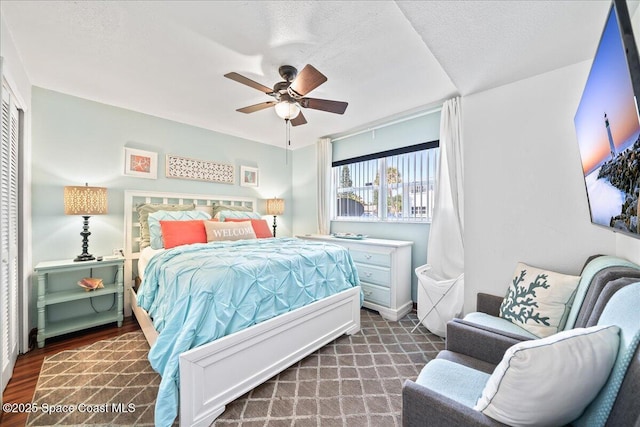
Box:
124 148 158 179
166 154 234 184
240 166 259 187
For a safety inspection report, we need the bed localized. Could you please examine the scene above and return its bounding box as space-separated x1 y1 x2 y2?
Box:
123 190 362 427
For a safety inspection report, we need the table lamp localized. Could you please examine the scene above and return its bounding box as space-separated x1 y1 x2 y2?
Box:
64 184 108 261
265 198 285 237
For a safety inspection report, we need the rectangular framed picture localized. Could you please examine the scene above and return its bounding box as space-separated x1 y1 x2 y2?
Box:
166 154 234 184
124 148 158 179
240 166 259 187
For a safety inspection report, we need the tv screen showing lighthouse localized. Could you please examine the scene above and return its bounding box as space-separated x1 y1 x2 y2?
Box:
574 4 640 236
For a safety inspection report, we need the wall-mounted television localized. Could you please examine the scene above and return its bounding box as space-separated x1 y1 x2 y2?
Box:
574 0 640 238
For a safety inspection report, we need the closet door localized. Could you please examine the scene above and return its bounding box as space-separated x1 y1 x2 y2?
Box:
1 79 20 393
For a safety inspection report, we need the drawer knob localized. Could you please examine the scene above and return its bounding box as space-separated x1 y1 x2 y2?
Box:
365 254 372 259
364 290 372 296
365 272 372 277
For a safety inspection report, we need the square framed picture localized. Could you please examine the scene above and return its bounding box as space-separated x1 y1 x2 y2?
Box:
124 148 158 179
240 166 259 187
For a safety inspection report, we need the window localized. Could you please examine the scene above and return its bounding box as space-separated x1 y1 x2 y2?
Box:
332 141 439 222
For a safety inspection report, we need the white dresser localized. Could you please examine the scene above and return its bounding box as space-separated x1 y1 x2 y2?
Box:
298 234 413 321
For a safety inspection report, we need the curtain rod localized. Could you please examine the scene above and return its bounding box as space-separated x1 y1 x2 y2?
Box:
330 106 442 143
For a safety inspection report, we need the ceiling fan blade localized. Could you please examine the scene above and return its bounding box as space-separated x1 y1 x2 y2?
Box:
288 65 327 97
300 98 348 114
291 111 307 126
236 101 277 114
225 72 274 94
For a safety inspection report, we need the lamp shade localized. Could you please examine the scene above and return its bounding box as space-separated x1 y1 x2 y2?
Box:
266 198 285 216
274 102 300 120
64 185 108 215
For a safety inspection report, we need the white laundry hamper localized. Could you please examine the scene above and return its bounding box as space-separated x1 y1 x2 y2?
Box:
415 264 464 337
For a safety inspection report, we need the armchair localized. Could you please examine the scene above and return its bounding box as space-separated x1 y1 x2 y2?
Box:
403 282 640 427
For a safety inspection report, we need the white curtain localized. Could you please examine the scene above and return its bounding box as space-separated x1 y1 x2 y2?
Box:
427 96 464 280
317 137 332 235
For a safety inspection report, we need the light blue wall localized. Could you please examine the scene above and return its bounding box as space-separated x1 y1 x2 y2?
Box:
31 87 293 327
31 87 293 268
332 111 441 162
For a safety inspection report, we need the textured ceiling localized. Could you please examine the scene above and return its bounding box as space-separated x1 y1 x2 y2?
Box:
0 1 614 148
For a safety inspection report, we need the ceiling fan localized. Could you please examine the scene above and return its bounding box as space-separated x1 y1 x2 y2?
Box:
224 64 348 126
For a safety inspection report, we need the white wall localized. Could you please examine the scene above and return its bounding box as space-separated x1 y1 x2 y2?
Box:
1 15 31 103
463 61 619 314
616 233 640 264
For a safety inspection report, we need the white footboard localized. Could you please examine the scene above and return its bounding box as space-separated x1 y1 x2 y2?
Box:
179 286 362 427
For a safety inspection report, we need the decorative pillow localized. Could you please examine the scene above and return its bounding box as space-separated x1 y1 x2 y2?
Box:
211 204 253 218
499 262 580 338
159 220 207 249
137 203 195 249
215 210 262 222
148 210 211 249
225 218 273 238
474 325 620 427
204 220 257 242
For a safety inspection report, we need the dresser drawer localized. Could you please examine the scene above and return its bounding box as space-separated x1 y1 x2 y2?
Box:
349 249 391 268
356 263 391 287
361 283 391 308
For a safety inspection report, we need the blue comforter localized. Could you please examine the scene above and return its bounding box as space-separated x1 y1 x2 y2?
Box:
137 238 361 426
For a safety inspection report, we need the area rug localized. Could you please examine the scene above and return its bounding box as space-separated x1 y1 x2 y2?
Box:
27 309 444 426
26 332 158 426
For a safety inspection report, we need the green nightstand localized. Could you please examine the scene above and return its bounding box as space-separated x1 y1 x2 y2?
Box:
34 257 124 348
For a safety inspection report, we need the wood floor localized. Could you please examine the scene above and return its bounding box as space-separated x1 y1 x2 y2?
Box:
1 318 141 427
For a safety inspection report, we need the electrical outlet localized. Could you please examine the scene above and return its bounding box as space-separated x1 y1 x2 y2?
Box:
113 248 124 256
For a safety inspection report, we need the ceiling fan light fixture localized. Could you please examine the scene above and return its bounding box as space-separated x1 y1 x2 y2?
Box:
274 101 301 120
226 64 347 125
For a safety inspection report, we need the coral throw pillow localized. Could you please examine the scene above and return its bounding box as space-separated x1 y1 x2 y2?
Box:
159 220 207 249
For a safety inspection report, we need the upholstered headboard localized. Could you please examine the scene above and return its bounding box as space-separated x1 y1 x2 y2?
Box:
123 190 257 315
